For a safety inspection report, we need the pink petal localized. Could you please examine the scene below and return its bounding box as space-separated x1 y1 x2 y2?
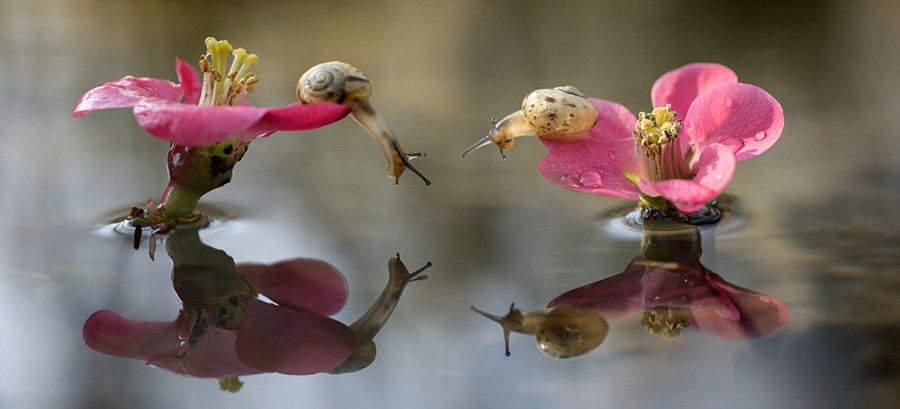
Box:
236 258 349 316
234 301 355 375
547 264 646 319
83 310 178 360
650 63 738 121
684 82 784 161
72 76 184 117
638 144 736 212
148 326 261 378
691 272 790 340
176 59 201 105
539 98 642 200
642 266 722 306
133 100 266 146
243 102 352 140
83 310 262 377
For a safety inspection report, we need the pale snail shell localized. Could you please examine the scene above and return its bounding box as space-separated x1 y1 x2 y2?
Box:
471 303 608 359
297 62 430 186
522 86 598 138
297 61 372 105
461 86 599 159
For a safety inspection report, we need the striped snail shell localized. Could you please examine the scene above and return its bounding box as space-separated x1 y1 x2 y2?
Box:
297 61 371 105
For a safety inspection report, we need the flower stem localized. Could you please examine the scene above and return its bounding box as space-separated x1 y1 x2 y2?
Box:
127 138 247 230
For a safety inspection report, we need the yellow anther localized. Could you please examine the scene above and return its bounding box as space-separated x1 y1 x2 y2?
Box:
228 48 247 77
235 54 259 82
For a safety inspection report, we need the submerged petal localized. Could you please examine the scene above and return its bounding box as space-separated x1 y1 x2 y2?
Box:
176 59 201 105
83 310 178 360
236 258 349 316
539 98 642 200
83 310 260 378
684 82 784 161
243 102 352 140
638 144 735 212
547 264 646 319
234 301 355 375
692 272 790 340
72 76 184 117
133 100 266 145
650 63 738 121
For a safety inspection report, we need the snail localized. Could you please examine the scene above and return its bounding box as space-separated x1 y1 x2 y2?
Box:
328 253 432 374
298 62 430 186
470 303 608 359
461 86 599 159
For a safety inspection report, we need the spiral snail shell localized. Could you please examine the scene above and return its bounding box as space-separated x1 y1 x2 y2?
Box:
461 86 598 159
298 62 430 186
471 303 608 359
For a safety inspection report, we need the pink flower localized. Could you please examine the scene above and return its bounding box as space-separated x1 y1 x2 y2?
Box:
548 253 789 340
82 259 356 377
72 59 350 146
539 63 784 212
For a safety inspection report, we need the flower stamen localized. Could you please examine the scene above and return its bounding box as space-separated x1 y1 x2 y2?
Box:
199 38 257 107
641 306 690 339
633 104 690 182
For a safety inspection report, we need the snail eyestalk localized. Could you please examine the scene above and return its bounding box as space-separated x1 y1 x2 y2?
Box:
470 303 524 357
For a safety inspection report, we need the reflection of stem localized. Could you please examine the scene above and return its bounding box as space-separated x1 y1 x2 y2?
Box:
637 222 703 265
167 227 257 332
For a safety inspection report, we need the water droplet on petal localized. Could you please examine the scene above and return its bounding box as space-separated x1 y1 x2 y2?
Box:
579 171 602 188
753 131 767 141
559 174 578 188
715 173 723 180
607 152 618 162
724 97 733 108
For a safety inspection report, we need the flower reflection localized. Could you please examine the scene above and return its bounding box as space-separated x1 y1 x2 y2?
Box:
83 227 430 390
549 222 789 340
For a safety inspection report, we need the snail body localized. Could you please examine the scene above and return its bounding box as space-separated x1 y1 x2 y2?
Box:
298 62 430 185
461 86 598 158
471 303 608 359
328 254 432 374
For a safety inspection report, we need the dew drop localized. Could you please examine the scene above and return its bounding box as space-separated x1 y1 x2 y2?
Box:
753 131 767 141
607 152 618 162
724 97 733 108
559 174 578 188
579 171 602 188
715 173 723 180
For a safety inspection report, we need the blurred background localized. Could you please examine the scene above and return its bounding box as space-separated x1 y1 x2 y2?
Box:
1 0 898 408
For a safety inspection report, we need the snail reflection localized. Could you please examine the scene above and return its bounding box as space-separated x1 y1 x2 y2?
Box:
550 222 789 341
83 227 431 391
473 222 788 357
